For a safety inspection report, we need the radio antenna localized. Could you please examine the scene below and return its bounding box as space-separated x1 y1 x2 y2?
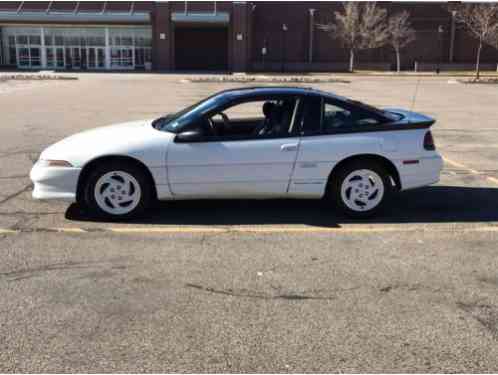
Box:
410 75 422 115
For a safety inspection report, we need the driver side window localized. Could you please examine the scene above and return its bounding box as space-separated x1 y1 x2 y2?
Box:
222 101 266 120
205 97 299 140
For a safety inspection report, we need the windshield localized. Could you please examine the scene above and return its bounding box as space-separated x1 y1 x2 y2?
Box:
153 94 226 132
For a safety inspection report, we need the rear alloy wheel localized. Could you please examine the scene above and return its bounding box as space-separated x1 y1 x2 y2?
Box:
83 162 152 220
330 161 392 218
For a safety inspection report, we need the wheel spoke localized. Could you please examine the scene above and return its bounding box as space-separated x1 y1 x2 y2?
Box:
125 180 134 196
128 188 140 201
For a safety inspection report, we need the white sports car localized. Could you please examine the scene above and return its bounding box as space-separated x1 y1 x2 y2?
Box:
30 87 443 219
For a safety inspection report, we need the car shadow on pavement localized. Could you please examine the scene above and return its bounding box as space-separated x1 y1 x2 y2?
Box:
65 185 498 226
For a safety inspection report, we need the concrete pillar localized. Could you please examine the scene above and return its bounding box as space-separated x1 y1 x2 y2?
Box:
152 2 171 71
0 27 3 65
232 2 249 72
104 27 111 69
40 27 47 68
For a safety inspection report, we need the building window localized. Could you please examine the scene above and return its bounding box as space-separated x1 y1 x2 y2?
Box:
134 29 152 68
11 29 42 68
2 26 152 70
110 28 134 68
109 28 151 69
8 35 17 65
44 27 107 69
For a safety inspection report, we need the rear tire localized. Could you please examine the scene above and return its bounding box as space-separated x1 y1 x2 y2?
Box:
327 160 392 219
83 161 153 220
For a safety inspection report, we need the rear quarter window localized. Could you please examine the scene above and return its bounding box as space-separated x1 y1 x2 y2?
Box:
323 100 380 133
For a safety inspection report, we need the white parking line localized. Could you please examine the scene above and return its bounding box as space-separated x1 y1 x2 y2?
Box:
444 157 498 185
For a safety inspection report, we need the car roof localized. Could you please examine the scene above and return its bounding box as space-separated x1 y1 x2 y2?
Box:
215 86 346 101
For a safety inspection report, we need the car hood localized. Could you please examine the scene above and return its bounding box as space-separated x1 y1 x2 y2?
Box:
40 119 175 167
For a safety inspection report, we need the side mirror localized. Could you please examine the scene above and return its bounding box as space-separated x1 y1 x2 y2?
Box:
174 130 204 143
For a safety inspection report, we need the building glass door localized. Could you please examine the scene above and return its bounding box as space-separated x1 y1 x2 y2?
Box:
71 47 81 69
15 32 42 69
87 47 105 69
55 47 65 68
2 26 151 71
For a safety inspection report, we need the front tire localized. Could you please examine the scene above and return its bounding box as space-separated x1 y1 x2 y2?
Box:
83 162 152 220
328 160 392 218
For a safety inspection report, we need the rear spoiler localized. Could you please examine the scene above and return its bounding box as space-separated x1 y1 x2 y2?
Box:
383 108 436 128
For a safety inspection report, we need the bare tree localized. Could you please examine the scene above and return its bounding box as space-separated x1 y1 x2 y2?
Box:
451 3 498 80
317 2 389 72
388 11 416 73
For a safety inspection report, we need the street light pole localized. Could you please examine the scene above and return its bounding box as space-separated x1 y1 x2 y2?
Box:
281 23 288 73
308 9 316 64
437 25 444 74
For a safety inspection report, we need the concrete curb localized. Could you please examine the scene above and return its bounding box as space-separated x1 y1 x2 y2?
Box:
457 78 498 84
0 74 78 81
182 75 350 84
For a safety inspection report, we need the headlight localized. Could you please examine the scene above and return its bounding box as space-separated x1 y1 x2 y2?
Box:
38 159 73 167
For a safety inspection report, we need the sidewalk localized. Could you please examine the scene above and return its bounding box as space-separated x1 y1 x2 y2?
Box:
0 71 78 81
2 69 497 84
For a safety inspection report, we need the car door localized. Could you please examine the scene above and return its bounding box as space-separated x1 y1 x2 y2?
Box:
166 96 303 198
288 95 387 197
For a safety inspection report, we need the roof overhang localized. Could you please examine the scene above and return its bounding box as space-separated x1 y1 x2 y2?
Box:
171 12 229 25
0 11 150 24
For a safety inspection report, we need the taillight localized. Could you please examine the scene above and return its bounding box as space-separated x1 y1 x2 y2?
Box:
423 131 436 151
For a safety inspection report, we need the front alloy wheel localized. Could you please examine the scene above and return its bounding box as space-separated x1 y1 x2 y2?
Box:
83 162 152 219
94 171 142 216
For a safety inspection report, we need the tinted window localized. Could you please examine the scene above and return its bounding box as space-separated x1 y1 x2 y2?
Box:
323 102 353 130
222 100 268 120
323 100 380 133
301 96 322 135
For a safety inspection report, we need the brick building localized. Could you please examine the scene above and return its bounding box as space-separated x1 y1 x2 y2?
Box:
0 1 497 72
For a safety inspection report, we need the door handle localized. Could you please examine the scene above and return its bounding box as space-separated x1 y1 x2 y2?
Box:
281 143 298 152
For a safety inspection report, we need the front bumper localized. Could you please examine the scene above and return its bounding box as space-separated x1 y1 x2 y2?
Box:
30 161 82 202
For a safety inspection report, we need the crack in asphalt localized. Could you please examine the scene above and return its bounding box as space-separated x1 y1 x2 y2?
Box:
184 276 446 303
0 183 33 206
185 282 359 301
378 282 444 294
457 301 498 339
0 258 129 282
0 261 99 282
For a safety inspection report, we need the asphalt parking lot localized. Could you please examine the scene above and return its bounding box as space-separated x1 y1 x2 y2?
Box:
1 73 498 372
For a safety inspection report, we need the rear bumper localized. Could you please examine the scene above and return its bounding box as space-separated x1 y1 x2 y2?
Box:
398 154 443 191
30 161 81 202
